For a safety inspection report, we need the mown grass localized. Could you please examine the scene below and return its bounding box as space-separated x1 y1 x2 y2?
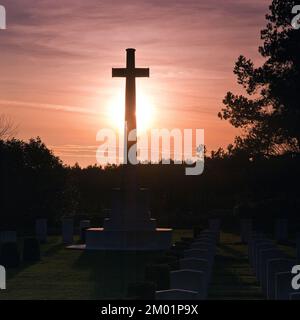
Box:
209 233 264 300
0 236 163 299
0 230 296 300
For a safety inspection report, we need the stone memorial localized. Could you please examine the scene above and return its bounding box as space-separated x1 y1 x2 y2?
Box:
84 49 172 250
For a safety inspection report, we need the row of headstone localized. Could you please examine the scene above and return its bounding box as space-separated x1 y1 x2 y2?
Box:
0 218 91 247
248 232 300 300
156 227 219 300
240 219 290 244
0 231 17 244
35 218 91 245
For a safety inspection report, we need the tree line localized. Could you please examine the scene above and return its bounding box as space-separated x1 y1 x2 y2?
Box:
0 0 299 232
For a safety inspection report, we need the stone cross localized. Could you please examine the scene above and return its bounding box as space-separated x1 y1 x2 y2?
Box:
112 48 150 216
112 48 149 165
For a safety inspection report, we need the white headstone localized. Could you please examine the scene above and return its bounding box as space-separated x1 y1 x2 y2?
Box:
36 219 47 243
170 269 206 299
259 248 283 292
0 265 5 290
156 289 200 300
0 231 17 243
62 218 74 244
179 258 210 287
267 258 295 299
275 272 294 300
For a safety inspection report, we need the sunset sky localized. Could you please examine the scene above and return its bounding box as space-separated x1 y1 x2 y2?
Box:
0 0 270 167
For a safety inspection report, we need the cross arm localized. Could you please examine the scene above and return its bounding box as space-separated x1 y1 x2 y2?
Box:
134 68 150 77
112 68 127 77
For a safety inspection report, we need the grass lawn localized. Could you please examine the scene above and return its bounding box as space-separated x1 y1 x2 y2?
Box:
0 230 192 300
209 232 264 300
0 230 296 300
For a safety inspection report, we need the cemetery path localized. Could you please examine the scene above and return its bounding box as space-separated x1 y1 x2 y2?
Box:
208 233 264 300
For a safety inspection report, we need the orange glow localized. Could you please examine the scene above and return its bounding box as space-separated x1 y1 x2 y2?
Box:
106 87 155 134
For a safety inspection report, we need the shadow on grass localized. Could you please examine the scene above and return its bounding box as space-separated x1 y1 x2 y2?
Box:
43 242 64 257
209 239 263 299
72 250 162 299
217 244 248 260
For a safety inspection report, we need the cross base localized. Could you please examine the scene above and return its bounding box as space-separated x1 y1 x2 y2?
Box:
83 227 172 251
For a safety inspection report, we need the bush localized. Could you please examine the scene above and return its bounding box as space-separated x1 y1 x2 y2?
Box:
145 264 170 290
127 281 156 300
0 242 20 268
23 238 40 262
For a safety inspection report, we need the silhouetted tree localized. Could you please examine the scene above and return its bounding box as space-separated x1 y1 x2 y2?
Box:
0 138 77 230
219 0 300 157
0 114 17 140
